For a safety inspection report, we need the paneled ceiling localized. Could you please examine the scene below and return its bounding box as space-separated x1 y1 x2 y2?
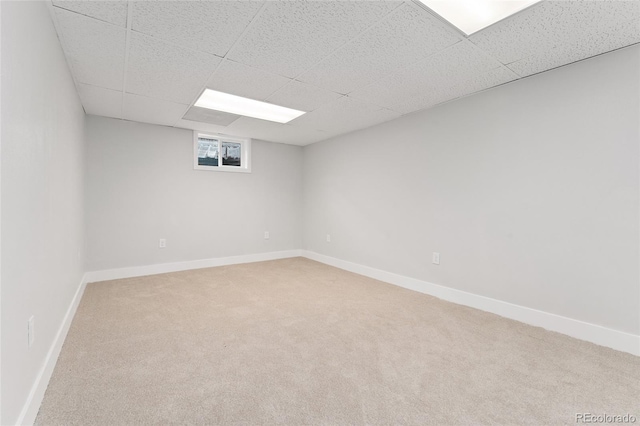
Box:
49 0 640 146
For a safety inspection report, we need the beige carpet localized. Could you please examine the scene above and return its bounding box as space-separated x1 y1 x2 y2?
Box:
36 257 639 425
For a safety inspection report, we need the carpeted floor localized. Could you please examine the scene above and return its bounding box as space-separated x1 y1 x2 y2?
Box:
36 257 639 425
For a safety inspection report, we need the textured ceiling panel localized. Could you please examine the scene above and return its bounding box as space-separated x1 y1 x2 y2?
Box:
289 96 401 135
206 60 290 101
507 17 640 77
131 1 263 57
226 117 331 146
126 32 221 105
77 84 122 119
182 106 241 127
54 7 126 91
226 0 402 78
298 3 462 94
173 119 233 137
470 1 640 65
349 41 502 110
123 93 189 127
51 0 640 146
52 0 128 27
385 66 519 114
266 81 343 112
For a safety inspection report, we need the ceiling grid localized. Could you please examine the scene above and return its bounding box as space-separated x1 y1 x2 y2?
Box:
47 0 640 145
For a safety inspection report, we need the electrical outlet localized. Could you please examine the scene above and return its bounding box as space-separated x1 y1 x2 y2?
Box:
264 231 270 240
159 238 166 248
28 316 35 348
326 234 331 243
432 252 440 265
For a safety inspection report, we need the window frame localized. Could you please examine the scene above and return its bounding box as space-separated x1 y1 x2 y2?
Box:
193 131 251 173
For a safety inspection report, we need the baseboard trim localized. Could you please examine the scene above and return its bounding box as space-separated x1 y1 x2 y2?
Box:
85 250 303 283
301 250 640 356
17 274 88 426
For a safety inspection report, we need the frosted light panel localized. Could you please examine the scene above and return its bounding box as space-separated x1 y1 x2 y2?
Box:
419 0 541 35
194 89 306 124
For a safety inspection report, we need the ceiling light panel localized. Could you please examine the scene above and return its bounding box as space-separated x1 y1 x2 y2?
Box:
194 89 306 124
418 0 542 36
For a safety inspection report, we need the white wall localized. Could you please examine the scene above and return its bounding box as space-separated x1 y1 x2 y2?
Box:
303 45 640 336
1 2 86 424
85 116 303 272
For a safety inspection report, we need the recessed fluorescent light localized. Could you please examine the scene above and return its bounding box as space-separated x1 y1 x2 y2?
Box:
194 89 306 124
418 0 541 36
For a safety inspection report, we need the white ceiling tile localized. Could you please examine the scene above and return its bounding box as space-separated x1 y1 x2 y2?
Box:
349 40 502 109
126 32 222 105
386 66 519 114
225 117 331 146
266 81 342 112
470 0 640 65
507 17 640 77
52 1 128 27
77 84 122 119
174 119 235 137
289 96 401 135
131 1 263 57
123 93 189 127
298 3 462 94
54 7 126 91
182 106 241 127
206 60 290 101
226 1 402 78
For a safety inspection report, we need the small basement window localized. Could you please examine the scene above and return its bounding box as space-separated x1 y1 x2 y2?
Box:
193 132 251 173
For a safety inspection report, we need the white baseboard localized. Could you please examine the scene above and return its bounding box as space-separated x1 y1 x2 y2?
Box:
17 274 88 426
301 250 640 357
85 250 303 283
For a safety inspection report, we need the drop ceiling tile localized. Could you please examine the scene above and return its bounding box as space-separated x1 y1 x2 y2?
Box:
470 0 640 65
349 40 502 108
206 60 290 101
289 96 401 135
54 7 126 91
226 0 402 78
266 81 342 112
52 0 128 27
182 106 241 127
131 2 263 57
298 3 462 94
77 84 122 119
126 32 221 105
174 119 234 137
225 116 331 146
123 93 189 127
387 66 519 114
507 17 640 77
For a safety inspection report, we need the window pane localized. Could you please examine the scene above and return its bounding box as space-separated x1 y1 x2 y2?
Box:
222 142 241 167
198 137 218 166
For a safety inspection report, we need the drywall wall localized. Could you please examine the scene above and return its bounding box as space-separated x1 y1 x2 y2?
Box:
1 1 86 424
303 44 640 337
85 116 303 272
